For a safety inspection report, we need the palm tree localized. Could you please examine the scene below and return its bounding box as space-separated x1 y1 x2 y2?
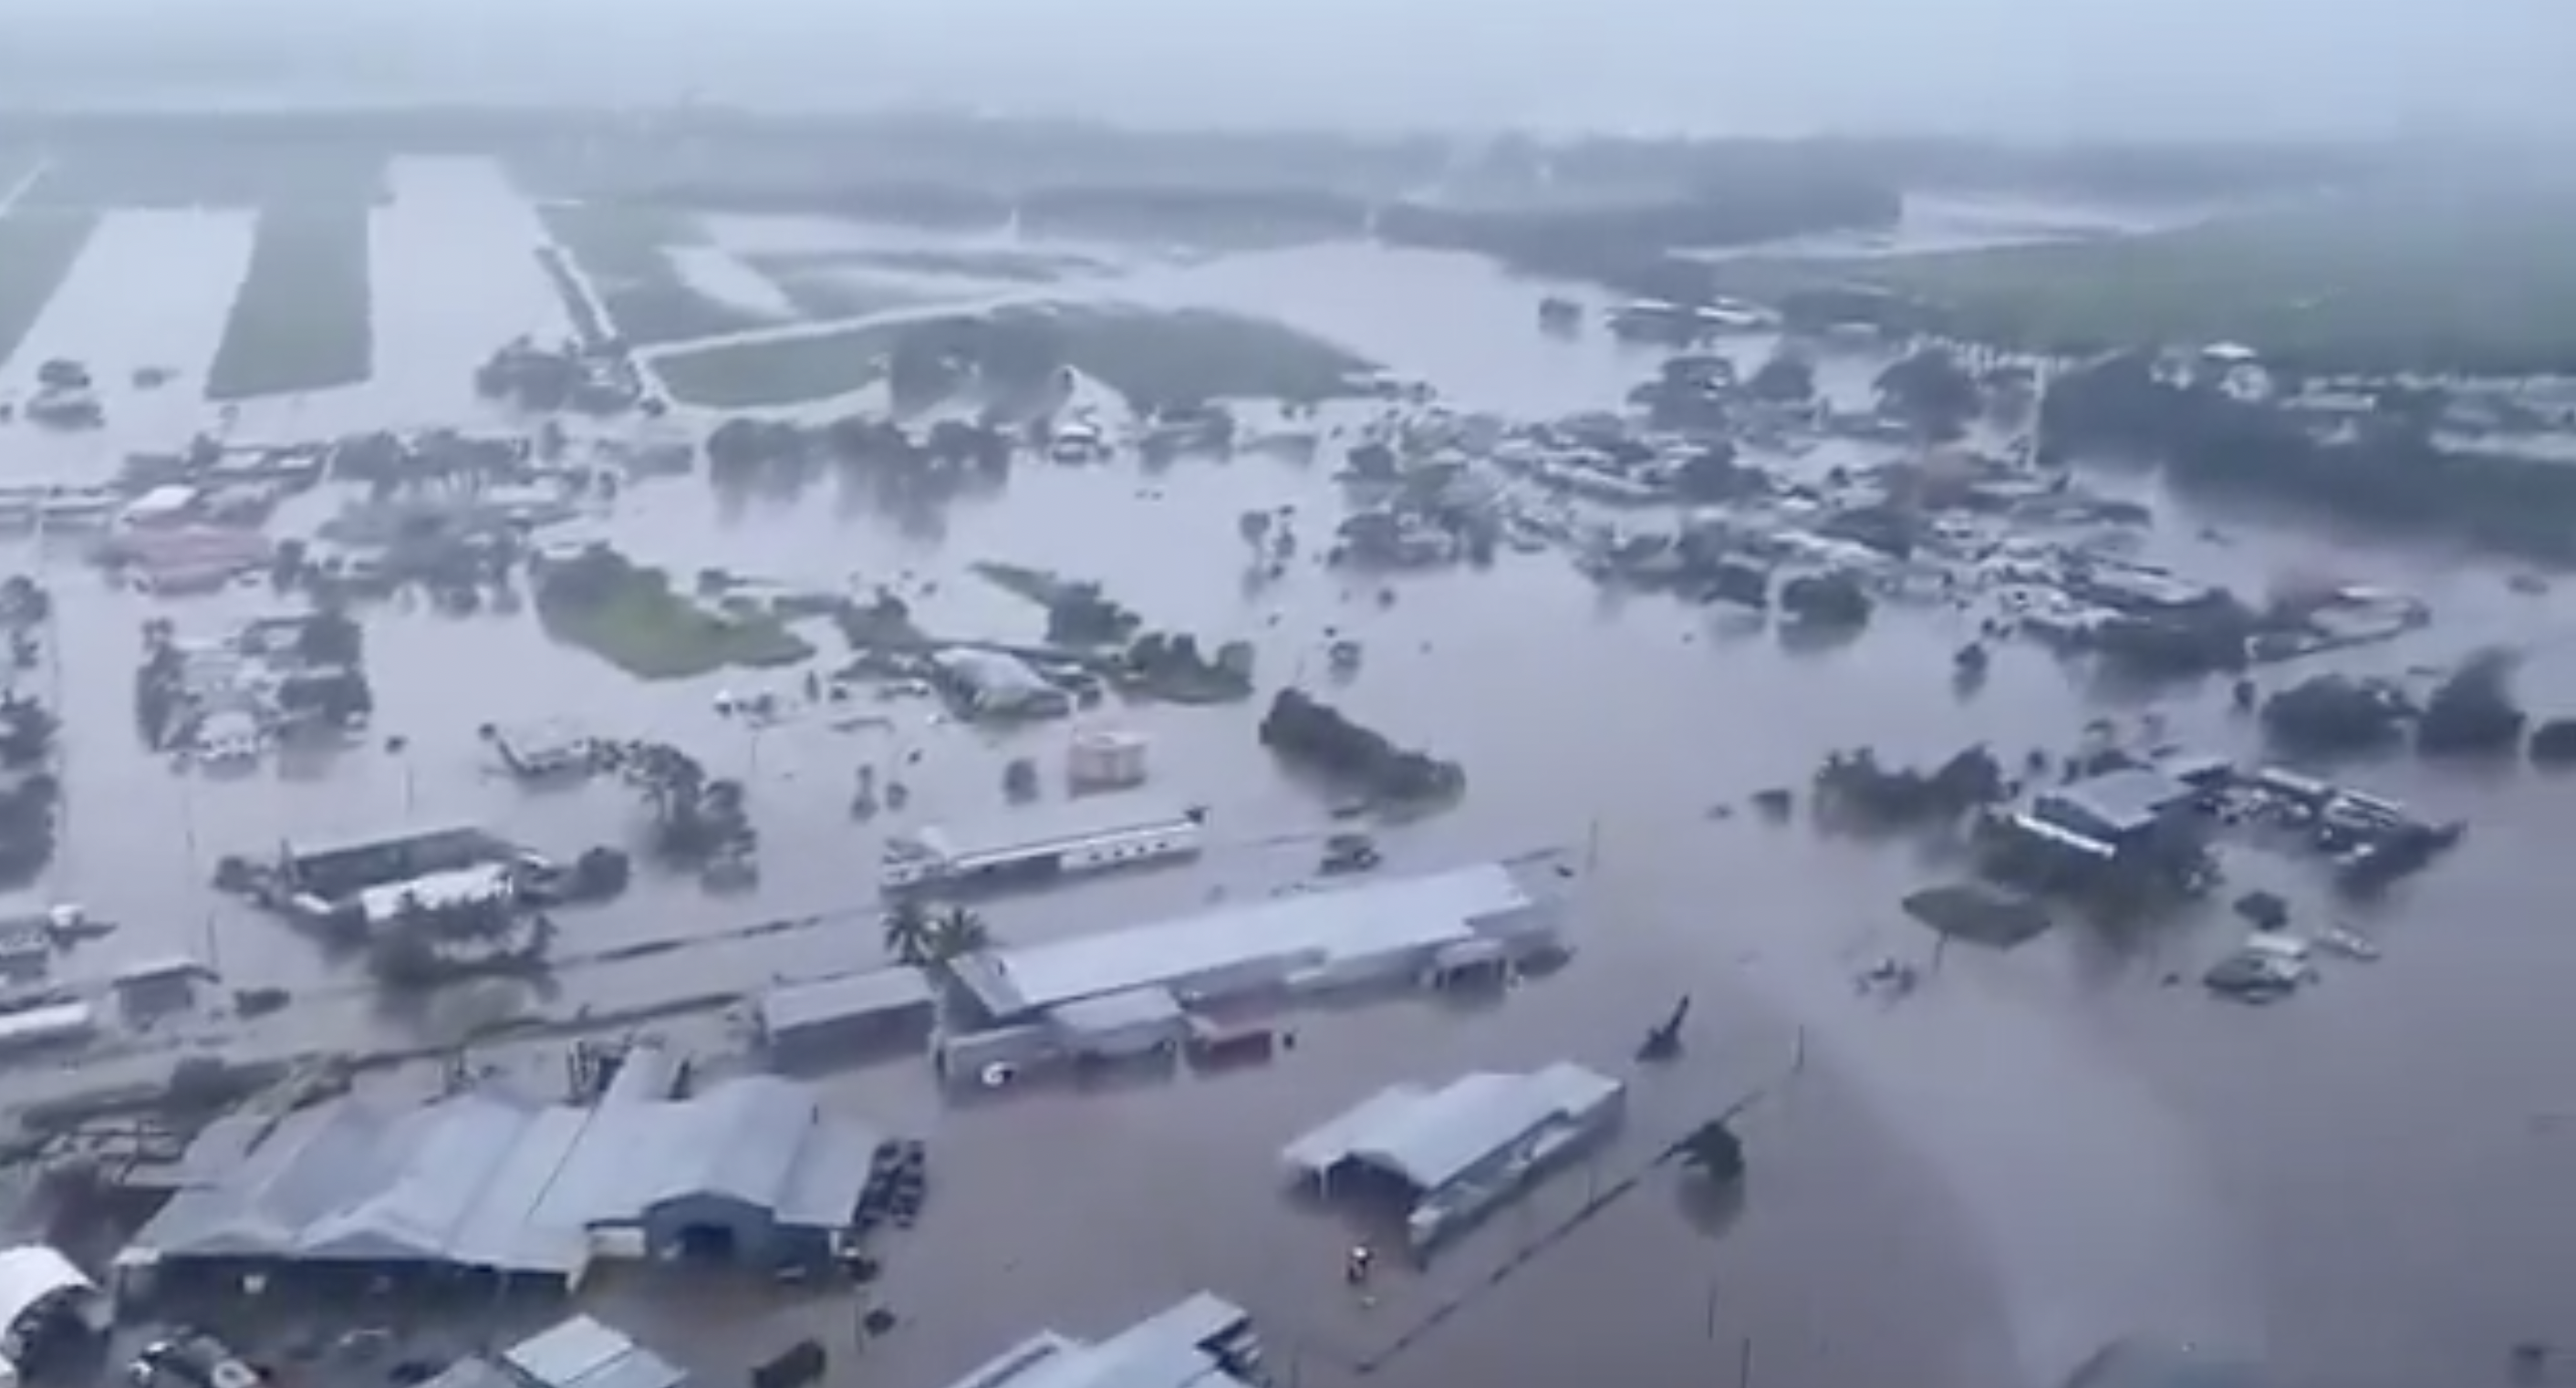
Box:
925 905 991 963
882 897 935 967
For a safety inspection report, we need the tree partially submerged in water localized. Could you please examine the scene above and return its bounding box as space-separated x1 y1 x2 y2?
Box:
1259 689 1464 805
2261 674 2414 756
1813 744 2005 828
2416 648 2528 757
1874 347 1980 440
597 739 753 865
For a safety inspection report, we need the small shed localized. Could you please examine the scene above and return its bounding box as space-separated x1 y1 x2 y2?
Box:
758 968 935 1068
109 957 207 1017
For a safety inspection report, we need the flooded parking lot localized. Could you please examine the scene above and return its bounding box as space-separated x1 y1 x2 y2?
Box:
1 152 2572 1388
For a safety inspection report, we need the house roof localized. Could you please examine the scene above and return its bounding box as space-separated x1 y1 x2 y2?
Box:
950 861 1551 1020
128 1076 878 1274
1282 1062 1623 1193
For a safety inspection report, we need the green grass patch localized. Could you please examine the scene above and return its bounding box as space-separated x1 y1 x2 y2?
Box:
1049 305 1375 404
535 546 816 679
1705 183 2576 377
204 207 374 401
656 320 913 409
740 259 936 319
17 147 387 210
539 203 774 347
0 212 98 366
652 302 1376 410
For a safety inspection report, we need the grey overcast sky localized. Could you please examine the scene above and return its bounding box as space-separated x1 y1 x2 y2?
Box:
8 0 2574 139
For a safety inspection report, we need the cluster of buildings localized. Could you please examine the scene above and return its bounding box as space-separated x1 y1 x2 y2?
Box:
149 614 372 764
250 823 534 937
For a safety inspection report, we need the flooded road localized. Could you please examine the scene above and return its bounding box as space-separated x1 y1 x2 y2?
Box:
0 161 2565 1388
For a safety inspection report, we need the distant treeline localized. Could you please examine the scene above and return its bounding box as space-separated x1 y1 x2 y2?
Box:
2044 354 2576 555
0 108 2386 207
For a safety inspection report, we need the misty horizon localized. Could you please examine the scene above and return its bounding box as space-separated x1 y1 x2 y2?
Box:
3 0 2571 140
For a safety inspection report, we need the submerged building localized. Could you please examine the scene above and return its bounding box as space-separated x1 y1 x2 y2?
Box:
935 858 1572 1078
881 798 1204 896
937 1293 1263 1388
423 1314 684 1388
1282 1062 1625 1255
121 1070 882 1287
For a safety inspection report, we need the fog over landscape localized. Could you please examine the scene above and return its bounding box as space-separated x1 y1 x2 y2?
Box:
6 4 2576 1388
9 0 2576 137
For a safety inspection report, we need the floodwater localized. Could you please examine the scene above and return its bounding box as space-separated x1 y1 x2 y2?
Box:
0 158 2571 1388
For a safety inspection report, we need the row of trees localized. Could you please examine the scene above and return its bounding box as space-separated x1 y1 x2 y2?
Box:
2043 354 2576 554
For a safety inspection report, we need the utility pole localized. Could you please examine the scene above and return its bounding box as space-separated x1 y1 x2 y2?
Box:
1736 1335 1754 1388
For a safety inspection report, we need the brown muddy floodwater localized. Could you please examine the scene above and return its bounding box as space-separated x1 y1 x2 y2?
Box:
3 161 2573 1388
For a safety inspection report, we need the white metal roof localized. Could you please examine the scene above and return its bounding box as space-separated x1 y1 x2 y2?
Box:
1281 1063 1622 1194
950 862 1542 1019
0 1245 92 1334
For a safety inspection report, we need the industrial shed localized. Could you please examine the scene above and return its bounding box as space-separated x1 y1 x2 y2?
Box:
123 1075 881 1284
1283 1062 1625 1254
947 859 1566 1027
758 968 937 1068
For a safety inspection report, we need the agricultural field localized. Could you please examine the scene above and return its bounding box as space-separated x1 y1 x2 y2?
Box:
649 302 1377 411
204 206 375 400
1703 183 2576 377
11 144 387 210
653 319 913 409
0 212 98 367
537 204 781 347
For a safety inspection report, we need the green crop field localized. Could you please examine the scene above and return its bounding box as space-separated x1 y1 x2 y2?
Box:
204 206 375 400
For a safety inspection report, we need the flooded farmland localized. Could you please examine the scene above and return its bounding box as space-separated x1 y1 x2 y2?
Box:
0 150 2571 1388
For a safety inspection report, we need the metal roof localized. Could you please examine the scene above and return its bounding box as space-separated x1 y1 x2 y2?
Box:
1282 1063 1623 1193
0 1244 91 1334
950 861 1549 1020
2037 767 2193 838
506 1316 686 1388
759 968 935 1038
129 1076 878 1275
1049 986 1183 1040
902 796 1197 869
932 1296 1255 1388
